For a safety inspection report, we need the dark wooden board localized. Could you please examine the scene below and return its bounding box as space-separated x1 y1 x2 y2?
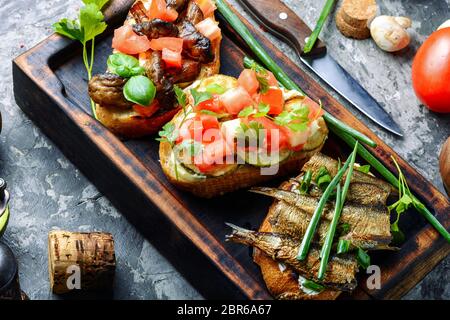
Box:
12 0 449 299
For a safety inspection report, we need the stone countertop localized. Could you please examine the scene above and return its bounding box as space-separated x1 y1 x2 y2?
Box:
0 0 449 299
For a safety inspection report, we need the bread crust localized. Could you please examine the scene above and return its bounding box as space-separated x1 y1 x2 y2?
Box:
253 181 341 300
95 1 222 138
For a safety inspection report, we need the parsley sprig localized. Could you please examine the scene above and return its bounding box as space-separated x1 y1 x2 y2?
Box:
53 0 110 118
248 60 270 94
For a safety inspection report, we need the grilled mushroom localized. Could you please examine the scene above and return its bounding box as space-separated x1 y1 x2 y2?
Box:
88 73 132 109
178 20 214 63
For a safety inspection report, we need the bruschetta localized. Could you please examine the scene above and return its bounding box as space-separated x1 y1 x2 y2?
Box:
158 68 329 197
88 0 221 138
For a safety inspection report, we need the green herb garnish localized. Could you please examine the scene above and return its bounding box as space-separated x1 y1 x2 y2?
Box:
200 110 229 118
123 75 156 106
107 53 145 78
356 247 371 269
190 89 212 106
274 103 309 132
177 139 203 157
238 106 255 118
53 0 110 118
236 121 265 147
357 164 371 174
253 103 270 118
315 166 332 191
157 122 178 144
299 170 312 195
174 85 187 108
205 83 226 95
336 239 350 254
301 279 325 293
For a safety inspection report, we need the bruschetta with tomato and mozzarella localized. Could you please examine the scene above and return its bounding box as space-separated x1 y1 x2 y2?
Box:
88 0 221 138
158 67 329 197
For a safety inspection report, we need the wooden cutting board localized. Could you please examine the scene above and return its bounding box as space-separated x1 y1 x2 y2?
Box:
12 0 449 299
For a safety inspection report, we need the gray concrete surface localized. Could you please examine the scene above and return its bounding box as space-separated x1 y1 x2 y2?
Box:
0 0 448 299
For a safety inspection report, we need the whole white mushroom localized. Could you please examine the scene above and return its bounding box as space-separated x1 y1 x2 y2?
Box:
437 19 450 30
370 15 412 52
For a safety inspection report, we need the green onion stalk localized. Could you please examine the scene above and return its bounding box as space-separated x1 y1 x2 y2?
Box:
303 0 336 54
215 0 449 243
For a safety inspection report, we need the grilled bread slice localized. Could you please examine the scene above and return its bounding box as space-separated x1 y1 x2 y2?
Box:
159 74 329 198
90 0 221 138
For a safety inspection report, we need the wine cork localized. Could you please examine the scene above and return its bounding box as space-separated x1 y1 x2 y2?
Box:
336 9 371 39
335 0 378 39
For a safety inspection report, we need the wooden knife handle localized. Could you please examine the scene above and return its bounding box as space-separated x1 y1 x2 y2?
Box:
239 0 326 56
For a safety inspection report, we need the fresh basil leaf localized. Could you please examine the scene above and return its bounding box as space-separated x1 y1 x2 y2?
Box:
205 83 226 95
356 164 371 174
107 53 144 78
337 239 350 254
190 89 212 106
299 170 312 194
238 106 255 118
356 248 371 269
123 75 156 106
82 0 109 9
80 3 107 43
53 19 84 41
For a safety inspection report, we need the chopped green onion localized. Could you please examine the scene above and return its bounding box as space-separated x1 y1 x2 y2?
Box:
357 164 371 174
356 247 371 269
337 239 350 254
318 144 358 280
297 142 358 261
299 170 313 194
302 279 325 292
315 166 332 191
242 57 377 148
303 0 336 54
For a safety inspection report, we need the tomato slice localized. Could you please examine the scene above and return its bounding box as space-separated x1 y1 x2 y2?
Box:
112 25 151 55
266 71 278 86
302 96 324 120
162 48 182 68
177 114 220 143
133 101 160 117
219 87 254 115
238 69 259 95
194 0 216 17
149 37 184 52
259 88 284 115
149 0 178 22
245 117 289 153
195 18 221 41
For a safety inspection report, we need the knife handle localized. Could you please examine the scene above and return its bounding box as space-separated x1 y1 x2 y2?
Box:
239 0 326 56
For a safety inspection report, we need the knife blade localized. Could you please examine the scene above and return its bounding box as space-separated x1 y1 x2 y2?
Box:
238 0 403 137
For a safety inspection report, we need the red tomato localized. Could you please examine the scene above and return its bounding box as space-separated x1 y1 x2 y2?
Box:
133 101 159 117
247 117 289 152
162 48 182 68
149 37 183 52
219 87 254 115
196 96 224 114
112 25 151 54
177 114 219 143
238 69 259 95
266 71 278 86
259 88 284 115
194 0 216 17
412 28 450 113
149 0 178 22
303 96 324 120
195 137 232 173
195 18 221 41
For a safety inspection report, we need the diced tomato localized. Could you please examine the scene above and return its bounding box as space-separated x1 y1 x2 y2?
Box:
162 48 182 68
258 88 284 115
133 101 160 117
196 96 224 114
246 117 289 152
194 0 216 17
198 114 220 130
194 136 233 173
303 96 324 120
149 37 184 52
149 0 178 22
177 114 220 143
112 25 151 54
195 18 221 41
219 87 254 115
238 69 259 95
266 71 278 86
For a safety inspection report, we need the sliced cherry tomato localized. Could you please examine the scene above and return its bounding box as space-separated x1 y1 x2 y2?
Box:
219 86 254 115
258 88 284 115
194 0 216 17
149 0 178 22
112 25 151 55
196 96 224 114
162 48 182 68
133 101 160 117
238 69 259 95
195 18 221 41
149 37 184 52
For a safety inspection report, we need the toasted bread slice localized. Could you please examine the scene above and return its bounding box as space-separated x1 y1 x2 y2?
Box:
95 1 221 138
253 181 341 300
